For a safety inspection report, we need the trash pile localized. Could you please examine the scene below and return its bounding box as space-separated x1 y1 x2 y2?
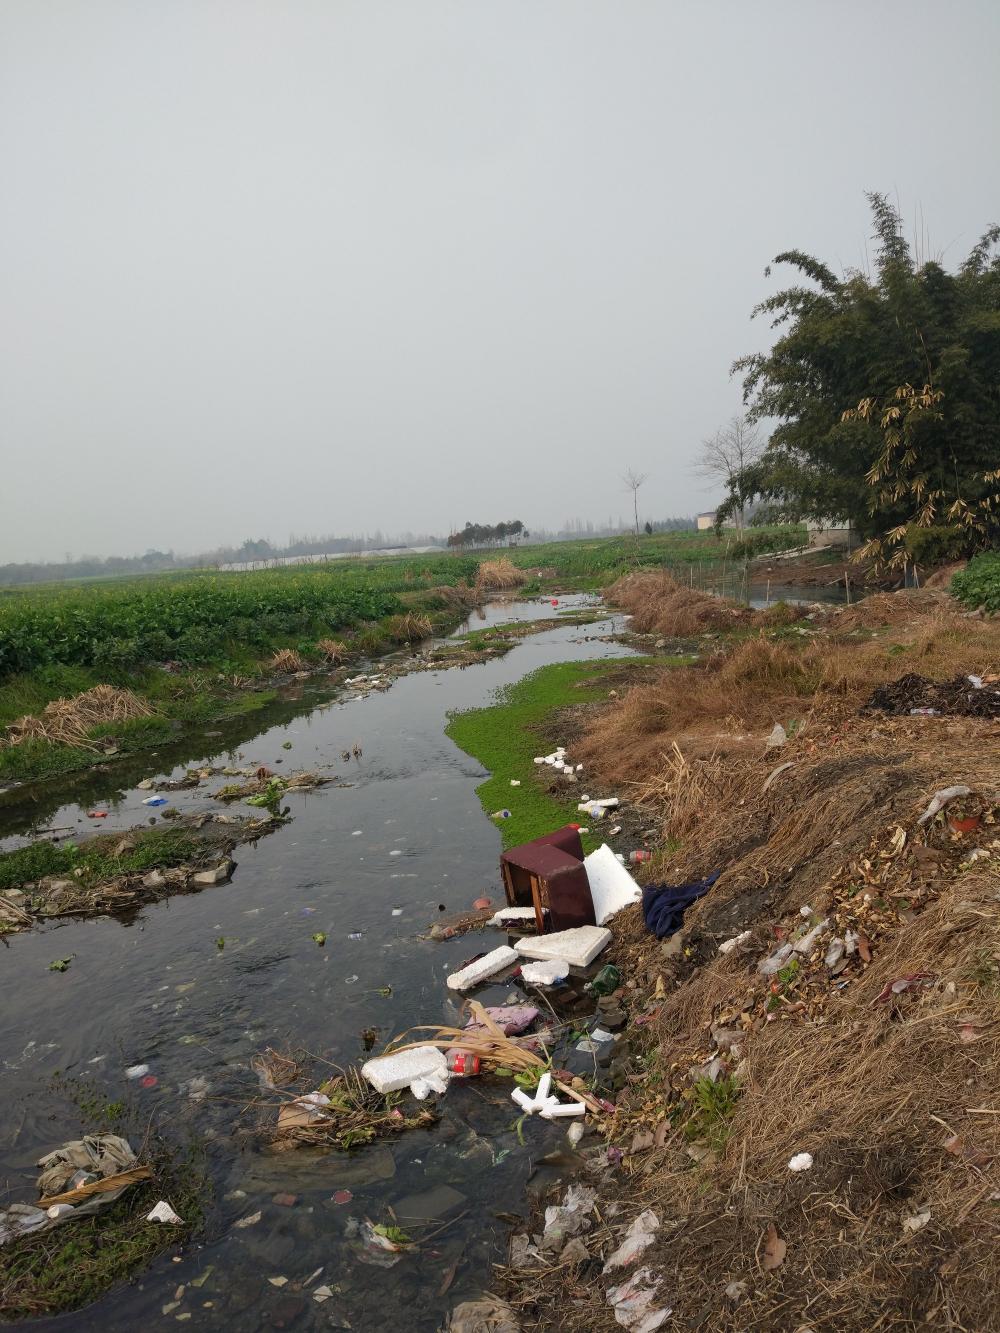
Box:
504 1187 672 1332
258 825 646 1157
257 1055 436 1152
212 768 333 804
0 813 281 934
866 670 1000 718
0 1135 158 1247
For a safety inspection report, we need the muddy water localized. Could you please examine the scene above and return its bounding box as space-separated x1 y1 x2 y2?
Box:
0 597 631 1331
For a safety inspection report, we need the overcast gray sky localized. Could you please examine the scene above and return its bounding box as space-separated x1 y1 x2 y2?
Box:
2 0 998 563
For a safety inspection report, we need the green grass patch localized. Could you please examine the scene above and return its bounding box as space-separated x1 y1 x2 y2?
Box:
952 551 1000 614
681 1075 742 1151
446 658 656 850
0 828 200 894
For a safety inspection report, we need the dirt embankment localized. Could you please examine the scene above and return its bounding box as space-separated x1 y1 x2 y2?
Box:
497 586 1000 1332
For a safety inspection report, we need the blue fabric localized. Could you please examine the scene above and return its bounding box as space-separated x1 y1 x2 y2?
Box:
641 871 720 939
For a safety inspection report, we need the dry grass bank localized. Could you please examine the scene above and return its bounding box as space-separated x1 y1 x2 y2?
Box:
501 588 1000 1332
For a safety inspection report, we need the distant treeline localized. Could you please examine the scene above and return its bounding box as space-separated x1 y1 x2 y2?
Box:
2 517 699 586
0 530 447 587
446 520 527 549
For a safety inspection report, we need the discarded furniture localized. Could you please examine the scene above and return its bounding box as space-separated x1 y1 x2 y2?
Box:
500 827 595 933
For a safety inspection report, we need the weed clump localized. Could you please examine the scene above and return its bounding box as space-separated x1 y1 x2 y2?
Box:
4 686 154 751
476 558 527 592
269 647 306 673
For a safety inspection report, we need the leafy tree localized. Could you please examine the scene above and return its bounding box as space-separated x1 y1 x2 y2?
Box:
723 194 1000 555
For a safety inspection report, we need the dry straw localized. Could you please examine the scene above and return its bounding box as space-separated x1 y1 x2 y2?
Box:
5 685 154 751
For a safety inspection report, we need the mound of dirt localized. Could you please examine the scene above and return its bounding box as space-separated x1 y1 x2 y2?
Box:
867 671 1000 718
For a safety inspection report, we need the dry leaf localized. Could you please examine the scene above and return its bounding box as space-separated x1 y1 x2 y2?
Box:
857 934 872 964
762 1223 786 1270
654 1119 669 1148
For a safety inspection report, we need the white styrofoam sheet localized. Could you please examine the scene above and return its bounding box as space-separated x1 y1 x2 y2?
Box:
446 944 518 991
361 1046 448 1094
515 925 611 968
584 844 642 925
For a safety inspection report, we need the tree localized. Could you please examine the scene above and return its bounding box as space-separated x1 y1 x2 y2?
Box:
721 194 1000 554
621 467 648 538
644 521 653 536
692 415 762 534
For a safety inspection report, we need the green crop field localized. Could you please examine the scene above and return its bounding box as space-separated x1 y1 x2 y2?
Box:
0 555 479 677
508 525 805 585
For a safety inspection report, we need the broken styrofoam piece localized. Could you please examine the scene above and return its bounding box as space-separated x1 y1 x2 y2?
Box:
718 930 751 956
577 797 620 821
793 918 829 956
758 942 794 975
584 845 642 925
918 784 973 825
766 723 788 748
603 1210 661 1272
488 906 537 928
788 1152 814 1172
605 1266 671 1332
516 925 612 969
511 1072 585 1121
824 938 845 968
520 959 570 986
446 945 518 991
362 1046 449 1098
146 1200 182 1224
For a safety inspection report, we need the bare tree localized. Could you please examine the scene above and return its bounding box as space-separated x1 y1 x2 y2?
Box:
691 415 762 534
621 466 648 538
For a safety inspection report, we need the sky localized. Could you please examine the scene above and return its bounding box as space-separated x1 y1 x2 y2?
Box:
2 1 999 564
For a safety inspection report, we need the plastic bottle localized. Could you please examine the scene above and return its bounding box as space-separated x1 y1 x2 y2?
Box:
445 1048 481 1076
584 964 623 996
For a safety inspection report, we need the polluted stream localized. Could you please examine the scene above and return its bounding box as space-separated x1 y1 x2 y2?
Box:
0 596 633 1331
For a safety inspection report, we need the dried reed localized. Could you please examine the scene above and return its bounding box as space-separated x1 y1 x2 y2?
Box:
5 685 155 751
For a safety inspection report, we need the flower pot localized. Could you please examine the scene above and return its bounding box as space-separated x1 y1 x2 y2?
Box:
949 815 981 834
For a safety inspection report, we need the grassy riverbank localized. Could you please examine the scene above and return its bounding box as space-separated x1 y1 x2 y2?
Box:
492 582 1000 1331
446 658 663 851
506 525 806 589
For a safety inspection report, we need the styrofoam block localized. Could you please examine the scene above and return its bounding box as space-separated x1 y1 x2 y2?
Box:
516 926 611 968
446 945 518 991
489 906 538 927
520 959 570 985
362 1046 448 1094
584 844 642 925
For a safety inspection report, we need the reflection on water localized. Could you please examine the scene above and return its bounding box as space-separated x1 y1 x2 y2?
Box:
0 598 628 1331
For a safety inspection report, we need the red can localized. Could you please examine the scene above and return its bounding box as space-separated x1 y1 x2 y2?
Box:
629 850 652 864
446 1048 481 1076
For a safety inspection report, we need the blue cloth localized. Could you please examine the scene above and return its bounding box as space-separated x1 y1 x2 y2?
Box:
641 871 720 939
